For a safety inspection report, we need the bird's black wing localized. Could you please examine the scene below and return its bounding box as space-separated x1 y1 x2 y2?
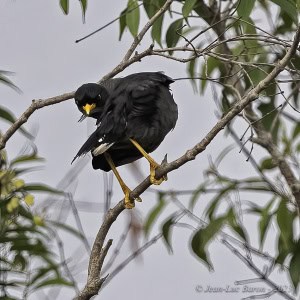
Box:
124 72 173 118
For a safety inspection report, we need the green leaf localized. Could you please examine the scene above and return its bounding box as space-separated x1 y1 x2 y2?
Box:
0 70 21 92
257 101 280 143
289 250 300 290
10 154 44 166
143 0 166 18
0 106 32 139
205 184 236 221
80 0 88 22
143 0 165 46
277 199 295 250
258 198 275 248
151 14 164 47
59 0 69 15
226 207 247 242
166 19 183 54
237 0 256 18
187 57 197 91
244 67 266 87
126 0 140 37
30 266 57 285
275 235 290 265
260 157 276 170
271 0 298 24
144 193 167 237
23 184 64 195
119 8 128 40
33 277 73 290
47 220 85 240
161 214 177 253
191 217 225 270
182 0 197 18
292 123 300 139
189 180 209 210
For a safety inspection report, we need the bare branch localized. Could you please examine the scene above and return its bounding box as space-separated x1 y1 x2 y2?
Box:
222 239 295 300
0 92 74 150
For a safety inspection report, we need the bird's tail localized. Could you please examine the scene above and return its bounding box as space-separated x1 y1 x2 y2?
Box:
71 129 103 164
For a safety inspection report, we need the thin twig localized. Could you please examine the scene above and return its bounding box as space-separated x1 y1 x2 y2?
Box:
222 239 295 300
75 3 143 43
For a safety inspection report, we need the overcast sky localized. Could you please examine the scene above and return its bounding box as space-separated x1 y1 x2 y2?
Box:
0 1 292 300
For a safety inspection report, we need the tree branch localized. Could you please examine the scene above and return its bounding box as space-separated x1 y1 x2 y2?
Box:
0 92 74 150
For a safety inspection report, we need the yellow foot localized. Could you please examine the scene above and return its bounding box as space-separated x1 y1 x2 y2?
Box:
150 163 167 185
123 189 142 209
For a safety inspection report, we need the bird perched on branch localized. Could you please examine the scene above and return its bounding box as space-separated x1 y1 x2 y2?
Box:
72 72 178 208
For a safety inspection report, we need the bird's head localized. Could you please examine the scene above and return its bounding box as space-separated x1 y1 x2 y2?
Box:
74 83 108 121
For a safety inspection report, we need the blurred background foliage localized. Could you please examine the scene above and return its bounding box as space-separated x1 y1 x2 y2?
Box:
0 73 84 299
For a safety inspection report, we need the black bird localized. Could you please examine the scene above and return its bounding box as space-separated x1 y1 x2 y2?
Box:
73 72 178 208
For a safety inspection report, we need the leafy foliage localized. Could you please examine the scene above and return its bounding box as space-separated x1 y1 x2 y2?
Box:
0 147 80 298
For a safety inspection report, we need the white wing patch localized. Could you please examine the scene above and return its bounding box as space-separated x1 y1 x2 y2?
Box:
92 142 114 156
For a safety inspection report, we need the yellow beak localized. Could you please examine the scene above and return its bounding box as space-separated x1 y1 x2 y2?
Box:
82 103 96 115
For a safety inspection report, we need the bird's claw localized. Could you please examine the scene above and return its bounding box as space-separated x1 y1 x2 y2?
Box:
150 164 167 185
124 190 135 209
123 189 142 209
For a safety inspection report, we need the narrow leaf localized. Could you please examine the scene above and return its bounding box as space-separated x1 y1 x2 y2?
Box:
289 251 300 290
271 0 298 24
227 207 247 242
161 214 176 253
119 8 128 40
166 19 183 54
292 123 300 139
126 0 140 37
0 106 32 138
260 157 276 170
10 154 45 166
80 0 88 23
151 14 164 47
258 198 276 248
237 0 256 18
144 194 167 237
277 199 295 249
33 277 73 290
48 220 85 240
23 184 64 195
182 0 197 18
0 71 21 93
191 217 225 270
59 0 69 15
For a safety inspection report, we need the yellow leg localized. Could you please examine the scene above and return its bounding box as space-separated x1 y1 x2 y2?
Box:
104 153 142 209
129 138 166 185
